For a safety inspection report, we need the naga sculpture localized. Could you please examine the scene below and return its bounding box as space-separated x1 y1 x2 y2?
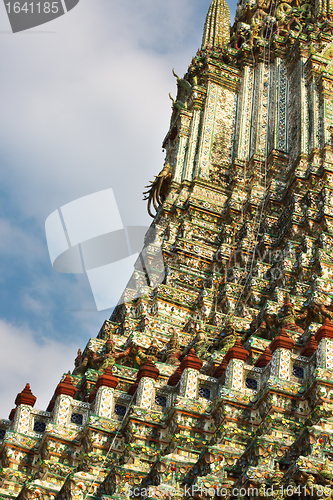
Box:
168 93 188 111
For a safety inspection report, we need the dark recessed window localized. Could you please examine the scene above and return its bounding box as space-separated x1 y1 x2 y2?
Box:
0 429 6 440
71 413 83 425
199 387 211 399
115 404 127 416
155 396 167 407
33 421 46 433
293 366 304 379
246 378 258 390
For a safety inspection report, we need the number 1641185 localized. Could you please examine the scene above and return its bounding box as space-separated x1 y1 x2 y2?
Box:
5 2 60 14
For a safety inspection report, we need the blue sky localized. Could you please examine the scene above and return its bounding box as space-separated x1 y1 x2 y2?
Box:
0 0 237 416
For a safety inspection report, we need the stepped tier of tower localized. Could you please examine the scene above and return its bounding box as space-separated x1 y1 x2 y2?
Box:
3 318 333 499
4 0 333 497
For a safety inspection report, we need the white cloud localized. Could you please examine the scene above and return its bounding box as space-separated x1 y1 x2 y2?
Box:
0 216 102 340
0 218 43 263
0 319 77 417
0 0 209 227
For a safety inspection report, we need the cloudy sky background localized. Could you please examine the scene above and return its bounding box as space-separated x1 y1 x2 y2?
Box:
0 0 237 416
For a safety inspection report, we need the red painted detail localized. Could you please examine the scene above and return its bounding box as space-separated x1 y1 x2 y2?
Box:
315 318 333 342
54 374 76 398
269 329 295 353
254 347 272 367
15 383 36 407
179 348 203 372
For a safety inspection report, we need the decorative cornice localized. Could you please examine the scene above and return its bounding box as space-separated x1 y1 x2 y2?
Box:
127 360 160 394
88 388 97 403
8 408 16 421
167 366 182 386
212 357 228 378
137 360 160 382
46 395 56 412
127 382 139 396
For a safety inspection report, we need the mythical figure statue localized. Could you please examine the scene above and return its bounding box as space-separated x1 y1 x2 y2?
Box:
73 349 97 375
138 339 162 364
73 337 131 375
182 327 208 358
213 320 237 353
250 310 278 340
299 301 333 328
172 68 192 94
143 163 172 217
164 328 181 366
74 349 83 370
94 338 131 371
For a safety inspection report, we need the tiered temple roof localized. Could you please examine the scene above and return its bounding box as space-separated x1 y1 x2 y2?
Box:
3 0 333 498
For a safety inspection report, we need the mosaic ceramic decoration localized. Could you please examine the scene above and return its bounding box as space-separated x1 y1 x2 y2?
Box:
4 0 333 497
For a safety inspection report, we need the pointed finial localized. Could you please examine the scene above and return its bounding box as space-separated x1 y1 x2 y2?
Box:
55 374 76 398
202 0 230 50
15 383 37 407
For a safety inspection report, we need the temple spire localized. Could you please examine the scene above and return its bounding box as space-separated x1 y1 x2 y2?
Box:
201 0 230 50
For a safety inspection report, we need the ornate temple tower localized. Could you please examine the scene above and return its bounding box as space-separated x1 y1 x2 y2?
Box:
3 0 333 498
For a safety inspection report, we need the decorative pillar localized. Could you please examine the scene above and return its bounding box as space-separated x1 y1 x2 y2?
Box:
319 74 333 147
269 329 295 380
179 348 203 398
173 112 191 184
315 318 333 369
224 340 249 390
133 361 160 409
12 384 36 433
53 374 76 426
182 108 201 182
92 368 119 418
